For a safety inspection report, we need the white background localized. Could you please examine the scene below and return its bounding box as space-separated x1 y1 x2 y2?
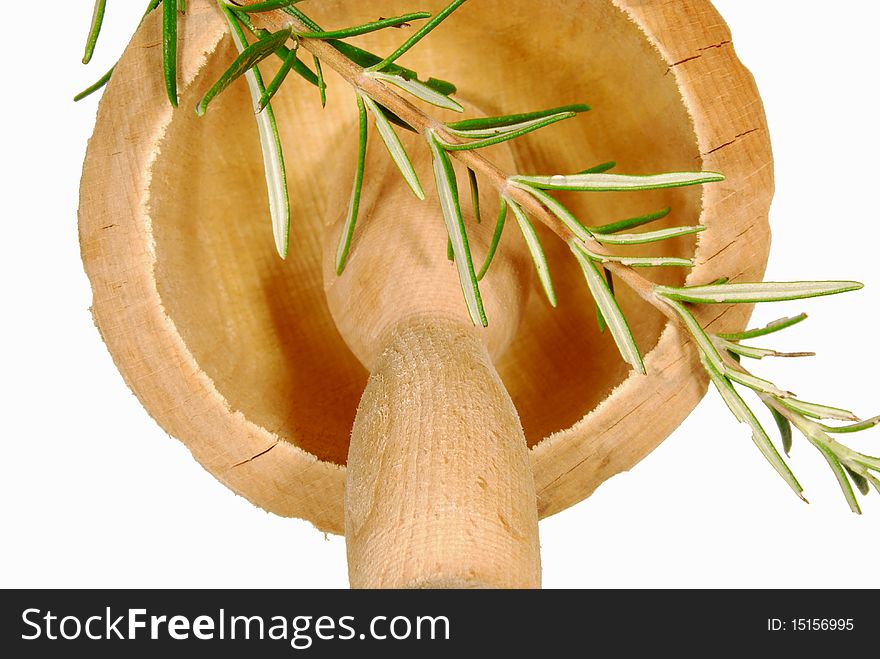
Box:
1 2 877 589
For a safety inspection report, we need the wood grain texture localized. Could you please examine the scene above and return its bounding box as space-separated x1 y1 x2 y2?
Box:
346 319 540 588
79 0 773 535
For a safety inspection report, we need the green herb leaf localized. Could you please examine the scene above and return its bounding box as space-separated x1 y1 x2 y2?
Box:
446 104 591 131
657 282 863 304
578 161 615 175
83 0 107 64
428 133 486 326
765 404 793 456
852 453 880 472
664 299 725 374
259 43 299 110
718 338 814 360
718 314 808 340
571 241 644 373
591 207 672 235
297 13 431 39
222 6 290 258
163 0 179 106
844 466 871 496
477 197 507 281
814 443 861 513
366 0 467 72
441 113 578 150
468 168 481 224
726 371 792 398
335 95 368 274
74 66 115 102
595 225 705 245
231 0 295 12
818 416 880 434
780 398 860 422
313 55 326 107
511 171 724 192
370 72 463 112
508 201 557 308
197 27 294 116
595 268 614 333
582 247 693 268
361 94 425 200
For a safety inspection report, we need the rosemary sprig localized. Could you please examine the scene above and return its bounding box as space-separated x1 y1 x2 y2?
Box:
78 0 878 513
656 283 878 511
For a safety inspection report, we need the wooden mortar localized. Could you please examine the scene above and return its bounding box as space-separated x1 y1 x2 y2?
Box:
78 0 773 587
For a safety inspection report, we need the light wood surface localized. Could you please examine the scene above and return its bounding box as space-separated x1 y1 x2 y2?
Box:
79 0 773 548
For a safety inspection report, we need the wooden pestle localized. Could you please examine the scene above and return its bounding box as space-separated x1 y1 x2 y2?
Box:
323 111 540 588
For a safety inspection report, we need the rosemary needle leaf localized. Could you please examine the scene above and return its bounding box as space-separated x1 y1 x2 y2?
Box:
335 95 368 274
428 133 486 326
367 0 467 72
314 55 326 107
297 13 432 39
259 45 299 110
74 66 114 102
508 201 557 308
370 72 463 112
571 241 644 373
196 27 294 116
447 104 591 131
447 237 455 261
163 0 179 106
720 340 814 360
441 113 577 150
844 466 871 496
765 404 794 456
232 0 296 12
815 443 861 513
718 313 808 340
781 398 859 422
725 370 792 398
578 161 616 175
583 248 693 269
852 453 880 472
871 474 880 496
592 207 672 234
178 0 186 12
424 78 457 96
665 299 725 374
511 171 725 192
510 182 591 243
477 197 507 281
657 281 863 304
818 416 880 434
703 361 805 500
595 225 705 245
222 6 290 259
596 268 614 333
83 0 107 64
468 169 481 224
361 94 425 199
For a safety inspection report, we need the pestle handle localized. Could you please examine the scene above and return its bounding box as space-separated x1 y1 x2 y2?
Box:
344 317 541 589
